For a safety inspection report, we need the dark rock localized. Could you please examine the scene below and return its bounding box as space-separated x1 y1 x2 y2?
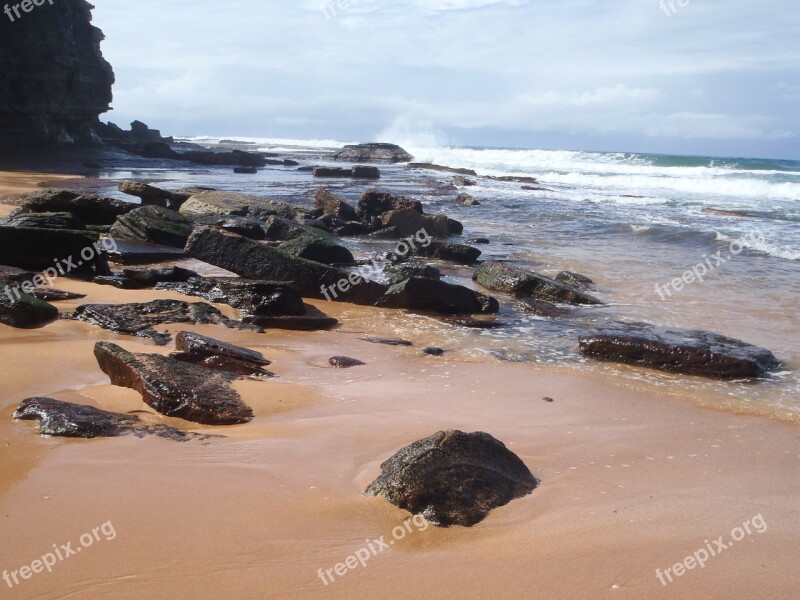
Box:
333 222 373 237
377 277 499 315
364 430 537 527
474 261 603 305
104 239 185 265
170 331 274 379
29 288 85 302
0 290 59 328
67 299 261 345
352 165 381 179
233 166 258 174
359 190 423 219
365 226 403 240
579 322 781 379
192 215 266 240
156 277 305 316
314 189 359 221
456 193 481 206
313 167 352 178
0 226 110 273
329 356 366 368
264 216 329 242
333 143 413 164
119 266 198 288
361 337 413 346
118 182 190 210
0 0 114 147
452 176 476 187
94 342 254 425
244 314 338 331
109 205 193 248
486 175 539 185
278 236 355 265
179 190 302 220
467 238 491 245
516 298 573 318
92 275 143 289
129 120 171 143
186 227 388 305
422 347 445 356
438 316 505 329
384 264 442 285
18 189 134 225
412 241 482 265
13 398 218 442
181 150 266 167
556 271 594 287
3 212 85 230
407 163 477 176
447 218 464 235
133 141 179 159
380 208 451 238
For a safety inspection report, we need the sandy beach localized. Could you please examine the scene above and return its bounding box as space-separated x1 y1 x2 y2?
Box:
1 171 798 599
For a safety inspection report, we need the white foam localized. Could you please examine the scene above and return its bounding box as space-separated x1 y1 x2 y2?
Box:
716 232 800 260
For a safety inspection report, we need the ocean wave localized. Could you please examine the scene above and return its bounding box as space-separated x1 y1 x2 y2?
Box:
715 232 800 261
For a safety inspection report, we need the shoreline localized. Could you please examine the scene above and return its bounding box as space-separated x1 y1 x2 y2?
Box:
1 168 798 599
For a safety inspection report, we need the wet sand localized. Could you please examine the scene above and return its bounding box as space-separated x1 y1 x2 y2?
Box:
0 171 798 599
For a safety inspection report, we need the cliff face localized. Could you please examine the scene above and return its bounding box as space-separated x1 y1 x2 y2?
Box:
0 0 114 148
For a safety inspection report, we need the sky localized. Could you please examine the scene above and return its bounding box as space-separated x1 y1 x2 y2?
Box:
90 0 800 159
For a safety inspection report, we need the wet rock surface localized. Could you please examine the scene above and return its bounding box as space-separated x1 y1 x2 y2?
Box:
245 314 339 331
118 182 191 210
329 356 366 368
17 189 133 225
2 211 86 230
278 236 355 265
67 299 261 345
361 337 413 346
364 430 538 527
412 241 482 265
332 143 413 163
156 277 305 316
0 291 59 328
170 331 274 379
377 277 499 314
191 215 266 240
474 261 602 305
14 397 219 441
110 205 194 248
579 322 781 379
0 226 110 273
178 190 302 220
556 271 594 288
516 298 574 318
358 190 423 220
384 264 442 285
94 342 254 425
314 189 359 221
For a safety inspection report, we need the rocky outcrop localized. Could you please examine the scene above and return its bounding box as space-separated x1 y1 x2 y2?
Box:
377 277 499 315
0 290 59 328
365 430 537 527
412 241 482 265
17 189 134 225
474 261 602 305
278 236 355 265
14 397 217 441
332 143 413 163
178 190 303 220
118 182 191 210
579 322 781 379
314 189 359 221
109 205 194 248
358 190 422 219
380 208 451 238
156 277 306 316
170 331 274 379
94 342 254 425
0 0 114 148
67 299 261 345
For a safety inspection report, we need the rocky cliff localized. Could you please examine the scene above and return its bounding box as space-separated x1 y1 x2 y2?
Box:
0 0 114 148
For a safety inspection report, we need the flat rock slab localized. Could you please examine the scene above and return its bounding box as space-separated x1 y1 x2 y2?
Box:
170 331 274 379
579 322 781 379
94 342 254 425
67 299 262 346
376 277 499 315
365 430 538 527
14 397 220 442
156 277 305 316
474 261 602 306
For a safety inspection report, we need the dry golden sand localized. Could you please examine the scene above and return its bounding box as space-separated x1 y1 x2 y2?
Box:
0 170 80 204
0 173 798 599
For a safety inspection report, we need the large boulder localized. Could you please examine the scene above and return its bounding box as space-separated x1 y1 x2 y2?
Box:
278 236 355 265
186 227 387 305
67 299 261 345
156 277 306 316
380 208 451 238
110 205 193 248
17 189 134 225
412 241 482 265
14 398 216 442
579 322 781 379
118 182 191 210
314 189 359 221
0 290 59 328
0 226 110 273
376 277 499 314
365 430 538 527
170 331 274 379
474 261 602 305
384 264 441 285
263 216 329 242
358 190 423 219
332 143 413 164
179 190 302 220
456 193 481 206
94 342 254 426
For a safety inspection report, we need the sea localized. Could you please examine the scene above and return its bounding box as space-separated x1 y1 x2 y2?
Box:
99 137 800 420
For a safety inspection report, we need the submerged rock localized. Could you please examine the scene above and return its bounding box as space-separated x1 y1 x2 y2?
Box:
474 261 602 305
110 205 194 248
14 397 218 442
456 193 481 206
94 342 254 425
579 322 781 379
332 143 413 164
170 331 274 379
156 277 305 316
377 277 499 314
556 271 594 288
365 430 537 527
329 356 366 368
67 299 261 345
